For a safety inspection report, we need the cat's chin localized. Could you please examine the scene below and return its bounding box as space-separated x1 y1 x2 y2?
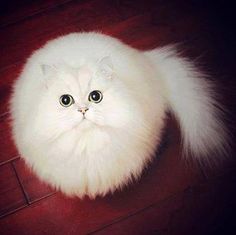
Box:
77 118 95 130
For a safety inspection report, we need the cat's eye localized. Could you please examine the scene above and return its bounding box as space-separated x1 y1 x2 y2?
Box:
59 94 74 107
88 90 103 103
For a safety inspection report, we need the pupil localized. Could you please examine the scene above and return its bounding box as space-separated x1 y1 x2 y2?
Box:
63 95 70 105
92 92 100 101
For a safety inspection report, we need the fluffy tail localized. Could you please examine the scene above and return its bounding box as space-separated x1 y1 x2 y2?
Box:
144 46 230 163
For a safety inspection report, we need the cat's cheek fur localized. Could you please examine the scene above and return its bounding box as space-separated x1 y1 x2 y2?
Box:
85 109 106 126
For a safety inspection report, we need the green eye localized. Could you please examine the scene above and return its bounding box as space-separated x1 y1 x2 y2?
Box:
60 94 74 107
88 90 103 103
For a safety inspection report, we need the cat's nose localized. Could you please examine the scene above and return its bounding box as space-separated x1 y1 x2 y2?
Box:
78 107 89 114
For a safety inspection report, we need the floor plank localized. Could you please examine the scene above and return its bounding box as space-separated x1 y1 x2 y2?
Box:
13 158 55 203
0 0 74 28
0 0 153 70
0 116 18 164
91 171 236 235
0 163 26 218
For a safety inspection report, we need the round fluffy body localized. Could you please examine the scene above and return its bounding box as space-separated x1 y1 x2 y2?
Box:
10 32 166 198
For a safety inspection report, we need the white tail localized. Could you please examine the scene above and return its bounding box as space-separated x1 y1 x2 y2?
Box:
145 46 229 163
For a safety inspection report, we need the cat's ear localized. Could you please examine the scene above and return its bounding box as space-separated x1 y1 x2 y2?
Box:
40 64 57 88
40 64 57 77
98 56 113 79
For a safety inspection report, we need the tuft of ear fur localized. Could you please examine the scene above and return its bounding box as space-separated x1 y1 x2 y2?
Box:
145 46 230 164
98 56 113 78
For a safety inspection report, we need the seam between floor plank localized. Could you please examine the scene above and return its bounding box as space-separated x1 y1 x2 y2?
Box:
0 204 28 219
0 156 19 167
0 192 57 219
11 161 30 205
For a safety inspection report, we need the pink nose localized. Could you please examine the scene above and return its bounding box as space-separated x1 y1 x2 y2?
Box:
78 107 89 114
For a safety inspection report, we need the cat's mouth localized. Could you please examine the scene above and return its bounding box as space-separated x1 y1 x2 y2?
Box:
80 115 91 125
82 113 90 122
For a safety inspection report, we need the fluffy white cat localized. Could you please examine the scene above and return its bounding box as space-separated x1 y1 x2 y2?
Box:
10 32 229 198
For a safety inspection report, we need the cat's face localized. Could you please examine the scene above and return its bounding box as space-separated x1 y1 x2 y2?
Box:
34 58 137 141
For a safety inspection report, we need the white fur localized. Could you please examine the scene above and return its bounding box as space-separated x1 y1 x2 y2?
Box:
10 32 228 198
144 47 229 163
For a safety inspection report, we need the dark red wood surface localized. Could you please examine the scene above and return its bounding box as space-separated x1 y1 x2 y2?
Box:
0 0 235 234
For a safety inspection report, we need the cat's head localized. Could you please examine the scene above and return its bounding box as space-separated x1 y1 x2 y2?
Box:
34 57 137 141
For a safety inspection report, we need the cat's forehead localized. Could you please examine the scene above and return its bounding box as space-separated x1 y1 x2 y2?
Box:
77 67 92 94
56 66 93 94
55 64 110 98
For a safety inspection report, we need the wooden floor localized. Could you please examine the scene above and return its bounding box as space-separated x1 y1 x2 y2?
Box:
0 0 236 234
